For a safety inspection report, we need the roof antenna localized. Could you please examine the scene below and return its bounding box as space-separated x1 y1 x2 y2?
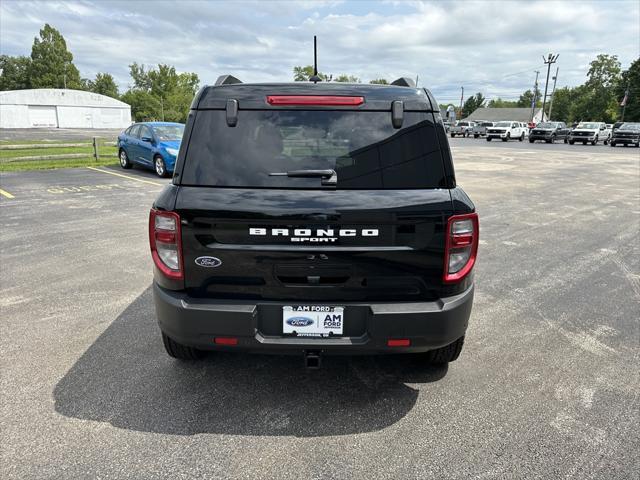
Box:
309 35 322 83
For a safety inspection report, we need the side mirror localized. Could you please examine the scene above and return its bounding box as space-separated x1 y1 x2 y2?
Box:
141 136 153 143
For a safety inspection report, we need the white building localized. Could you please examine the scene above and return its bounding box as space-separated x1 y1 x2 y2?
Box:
0 89 131 129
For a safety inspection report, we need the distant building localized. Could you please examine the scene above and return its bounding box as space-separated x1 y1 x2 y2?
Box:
466 107 543 124
0 89 131 129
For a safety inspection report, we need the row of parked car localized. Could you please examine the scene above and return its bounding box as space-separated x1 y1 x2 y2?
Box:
446 120 640 147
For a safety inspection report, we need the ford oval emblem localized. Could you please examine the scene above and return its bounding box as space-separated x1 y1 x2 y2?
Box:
286 317 314 327
195 256 222 268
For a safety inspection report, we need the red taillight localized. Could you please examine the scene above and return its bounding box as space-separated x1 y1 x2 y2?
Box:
149 209 183 280
443 213 479 284
214 337 238 346
387 339 411 347
266 95 364 106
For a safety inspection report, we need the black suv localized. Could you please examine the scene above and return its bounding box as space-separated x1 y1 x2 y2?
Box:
529 121 571 143
610 122 640 147
150 76 478 367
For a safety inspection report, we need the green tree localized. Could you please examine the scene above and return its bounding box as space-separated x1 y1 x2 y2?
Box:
614 58 640 122
84 72 119 98
0 55 31 90
334 74 360 83
462 92 486 117
487 98 518 108
293 65 329 82
570 54 622 123
28 24 82 89
122 63 199 122
547 86 577 123
121 89 161 122
517 86 541 108
369 78 389 84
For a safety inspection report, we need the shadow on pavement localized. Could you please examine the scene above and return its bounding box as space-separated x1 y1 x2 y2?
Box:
54 287 447 437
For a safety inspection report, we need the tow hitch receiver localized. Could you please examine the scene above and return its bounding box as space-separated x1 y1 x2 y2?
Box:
304 350 322 369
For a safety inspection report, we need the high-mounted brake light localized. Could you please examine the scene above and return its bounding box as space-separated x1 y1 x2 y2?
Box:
443 213 479 283
149 209 183 280
266 95 364 106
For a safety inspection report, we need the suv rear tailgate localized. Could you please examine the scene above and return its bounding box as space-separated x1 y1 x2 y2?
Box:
176 187 453 302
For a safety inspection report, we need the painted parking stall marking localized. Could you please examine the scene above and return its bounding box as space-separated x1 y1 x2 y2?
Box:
86 166 164 186
0 188 15 199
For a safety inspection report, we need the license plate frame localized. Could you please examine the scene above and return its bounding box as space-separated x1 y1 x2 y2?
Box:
282 305 344 337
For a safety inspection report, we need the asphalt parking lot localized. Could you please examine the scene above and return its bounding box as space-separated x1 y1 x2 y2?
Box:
1 141 639 479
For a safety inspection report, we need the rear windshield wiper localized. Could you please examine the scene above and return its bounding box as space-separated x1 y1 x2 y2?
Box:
269 169 337 185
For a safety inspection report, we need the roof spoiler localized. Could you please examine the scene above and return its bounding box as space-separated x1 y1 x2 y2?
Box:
214 75 243 86
391 77 416 88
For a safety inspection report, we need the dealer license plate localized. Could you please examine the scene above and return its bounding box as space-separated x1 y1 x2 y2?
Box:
282 305 344 337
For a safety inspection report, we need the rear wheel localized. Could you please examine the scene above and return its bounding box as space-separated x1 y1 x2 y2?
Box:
154 155 169 178
474 134 479 138
487 137 492 142
450 133 455 138
426 336 465 364
162 332 205 360
119 149 132 169
529 138 534 143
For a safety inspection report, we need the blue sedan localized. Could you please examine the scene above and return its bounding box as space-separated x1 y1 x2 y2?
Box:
117 122 185 177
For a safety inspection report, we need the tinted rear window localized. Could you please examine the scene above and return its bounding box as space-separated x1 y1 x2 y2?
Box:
182 110 445 189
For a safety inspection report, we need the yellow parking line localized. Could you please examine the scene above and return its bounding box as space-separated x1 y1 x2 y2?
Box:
0 188 15 199
86 166 163 187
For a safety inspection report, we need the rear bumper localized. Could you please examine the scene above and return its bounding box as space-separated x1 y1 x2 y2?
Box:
153 283 474 354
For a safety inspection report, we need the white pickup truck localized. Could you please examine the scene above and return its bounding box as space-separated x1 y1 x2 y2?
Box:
567 122 607 145
486 121 528 142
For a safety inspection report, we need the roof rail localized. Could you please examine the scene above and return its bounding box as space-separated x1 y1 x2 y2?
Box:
390 77 416 88
214 75 243 86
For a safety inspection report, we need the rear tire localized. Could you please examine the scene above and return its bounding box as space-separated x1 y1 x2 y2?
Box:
487 137 492 142
119 149 132 169
162 332 204 360
529 138 534 143
451 133 455 138
427 336 465 364
474 134 479 138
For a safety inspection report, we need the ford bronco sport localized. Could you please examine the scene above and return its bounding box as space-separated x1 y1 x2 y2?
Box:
150 75 478 367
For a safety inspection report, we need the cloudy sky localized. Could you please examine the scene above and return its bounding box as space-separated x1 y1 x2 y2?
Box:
1 0 638 103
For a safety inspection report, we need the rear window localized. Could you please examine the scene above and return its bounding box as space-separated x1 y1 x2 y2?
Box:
181 110 445 189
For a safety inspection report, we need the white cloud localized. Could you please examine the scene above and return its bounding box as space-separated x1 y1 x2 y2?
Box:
1 0 638 102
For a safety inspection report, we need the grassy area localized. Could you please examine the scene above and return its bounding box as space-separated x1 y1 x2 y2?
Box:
0 140 118 171
0 157 118 172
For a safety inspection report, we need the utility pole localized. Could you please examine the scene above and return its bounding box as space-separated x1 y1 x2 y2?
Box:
531 70 540 122
459 86 464 119
540 53 559 122
547 67 559 121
